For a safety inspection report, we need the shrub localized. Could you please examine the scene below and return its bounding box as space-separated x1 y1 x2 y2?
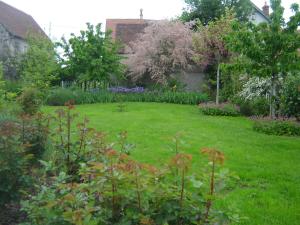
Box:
199 102 240 116
22 149 236 225
0 118 31 206
19 113 50 162
281 73 300 121
46 88 208 106
17 88 42 115
238 98 269 117
253 120 300 136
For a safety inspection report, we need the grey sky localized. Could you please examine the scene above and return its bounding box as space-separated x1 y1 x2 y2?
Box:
2 0 299 40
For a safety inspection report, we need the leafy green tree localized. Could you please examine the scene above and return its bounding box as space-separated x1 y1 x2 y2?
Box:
226 0 300 118
58 23 124 89
181 0 252 25
20 34 58 90
193 11 235 104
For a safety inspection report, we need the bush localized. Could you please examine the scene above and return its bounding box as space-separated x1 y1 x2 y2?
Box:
17 88 42 115
20 113 50 162
199 103 240 116
22 150 235 225
253 120 300 136
0 118 31 206
281 73 300 121
238 98 269 117
46 88 208 106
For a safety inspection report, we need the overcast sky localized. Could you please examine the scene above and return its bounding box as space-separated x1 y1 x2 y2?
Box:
2 0 298 40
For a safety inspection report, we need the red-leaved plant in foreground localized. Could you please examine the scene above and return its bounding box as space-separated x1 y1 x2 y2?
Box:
21 103 242 225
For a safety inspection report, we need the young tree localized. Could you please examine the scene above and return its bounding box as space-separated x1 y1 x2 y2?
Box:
226 0 300 118
20 34 58 90
181 0 252 25
193 11 235 104
126 20 194 85
58 23 124 89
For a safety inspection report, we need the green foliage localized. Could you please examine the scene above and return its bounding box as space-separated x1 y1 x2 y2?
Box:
226 0 300 117
22 146 233 224
17 88 43 115
19 34 58 90
193 10 235 104
58 23 124 86
0 117 31 206
181 0 252 25
20 113 50 162
46 88 208 106
237 98 269 117
253 120 300 136
199 102 240 116
281 73 300 121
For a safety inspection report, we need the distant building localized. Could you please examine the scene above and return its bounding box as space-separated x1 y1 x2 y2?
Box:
106 9 155 54
106 2 270 48
0 0 46 78
250 1 270 24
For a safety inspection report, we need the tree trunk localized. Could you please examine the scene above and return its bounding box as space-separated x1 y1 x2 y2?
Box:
269 75 276 119
216 63 220 105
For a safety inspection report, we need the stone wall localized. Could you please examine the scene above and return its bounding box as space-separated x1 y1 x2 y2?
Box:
0 24 28 79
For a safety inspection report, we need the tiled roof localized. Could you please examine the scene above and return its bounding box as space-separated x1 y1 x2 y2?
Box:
0 1 46 40
106 19 153 46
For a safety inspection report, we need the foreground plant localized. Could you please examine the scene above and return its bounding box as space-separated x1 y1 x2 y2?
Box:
201 148 225 223
21 104 241 225
22 145 237 224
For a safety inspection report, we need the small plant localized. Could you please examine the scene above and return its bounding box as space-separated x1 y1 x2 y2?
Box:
199 102 240 116
117 131 135 155
201 148 225 223
17 87 42 115
116 95 126 112
253 119 300 136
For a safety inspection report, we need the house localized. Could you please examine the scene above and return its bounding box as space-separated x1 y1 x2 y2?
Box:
0 0 46 78
250 1 270 24
106 2 270 49
106 9 155 54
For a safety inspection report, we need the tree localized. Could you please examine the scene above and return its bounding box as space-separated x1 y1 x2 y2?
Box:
193 11 235 104
20 34 58 90
226 0 300 118
126 20 194 85
58 23 124 89
181 0 252 25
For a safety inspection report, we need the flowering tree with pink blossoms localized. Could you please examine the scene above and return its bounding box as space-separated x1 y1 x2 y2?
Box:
193 11 235 104
126 20 194 85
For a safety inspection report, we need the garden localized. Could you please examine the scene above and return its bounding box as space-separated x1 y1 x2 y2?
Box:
0 0 300 225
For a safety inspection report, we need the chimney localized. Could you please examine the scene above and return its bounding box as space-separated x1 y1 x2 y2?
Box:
262 1 270 17
140 8 143 20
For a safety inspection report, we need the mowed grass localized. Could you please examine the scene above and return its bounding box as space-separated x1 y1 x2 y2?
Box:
44 102 300 225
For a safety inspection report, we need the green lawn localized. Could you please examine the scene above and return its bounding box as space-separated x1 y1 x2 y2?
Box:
44 102 300 225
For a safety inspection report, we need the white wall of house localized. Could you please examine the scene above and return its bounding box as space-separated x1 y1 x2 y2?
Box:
249 11 269 25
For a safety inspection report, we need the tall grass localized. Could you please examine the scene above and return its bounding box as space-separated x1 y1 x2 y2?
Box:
46 88 208 106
